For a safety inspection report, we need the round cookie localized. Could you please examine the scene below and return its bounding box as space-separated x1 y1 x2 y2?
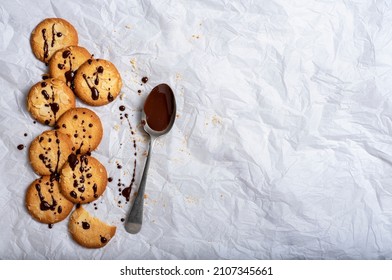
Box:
60 154 107 204
29 130 73 178
48 46 92 89
74 58 122 106
30 18 78 63
69 206 116 248
27 78 76 126
26 176 74 224
56 107 103 154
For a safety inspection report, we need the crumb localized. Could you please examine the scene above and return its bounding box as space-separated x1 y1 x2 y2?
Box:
175 73 182 81
120 93 125 100
212 115 222 126
113 124 120 131
176 114 180 118
125 25 132 29
144 194 148 199
185 196 198 204
130 58 137 71
192 34 200 39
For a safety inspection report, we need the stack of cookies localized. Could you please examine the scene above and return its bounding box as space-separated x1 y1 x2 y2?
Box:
25 18 121 249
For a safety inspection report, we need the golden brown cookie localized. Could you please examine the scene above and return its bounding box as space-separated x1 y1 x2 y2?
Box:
30 18 78 63
27 78 76 126
74 58 122 106
69 206 116 248
56 107 103 155
60 154 107 204
29 130 73 178
48 46 92 89
26 176 74 224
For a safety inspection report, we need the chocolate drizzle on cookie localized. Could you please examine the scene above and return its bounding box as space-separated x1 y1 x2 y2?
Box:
82 74 99 100
35 182 57 211
41 24 59 61
61 49 76 88
42 28 49 60
67 154 97 202
37 132 62 181
100 236 107 244
82 221 90 230
40 82 60 126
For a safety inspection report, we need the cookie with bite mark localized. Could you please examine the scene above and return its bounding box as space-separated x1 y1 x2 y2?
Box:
30 18 78 63
69 206 116 248
48 46 92 89
74 58 122 106
25 176 74 224
27 78 76 126
56 107 103 155
60 154 107 204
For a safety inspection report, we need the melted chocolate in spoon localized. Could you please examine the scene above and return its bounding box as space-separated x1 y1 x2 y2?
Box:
144 84 175 131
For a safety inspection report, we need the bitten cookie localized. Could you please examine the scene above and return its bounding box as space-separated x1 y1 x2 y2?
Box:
56 107 103 155
48 46 92 89
60 154 107 204
69 206 116 248
29 130 73 178
27 78 76 126
26 176 74 224
30 18 78 63
74 58 122 106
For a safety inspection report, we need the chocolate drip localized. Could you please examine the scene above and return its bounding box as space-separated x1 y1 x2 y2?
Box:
62 50 71 58
93 183 98 198
41 90 50 100
69 154 94 201
51 131 61 182
82 74 99 100
75 141 84 155
82 221 90 230
50 24 56 47
70 191 77 198
107 93 114 102
119 113 138 202
35 183 57 211
17 144 24 150
50 102 59 114
42 28 49 60
65 70 75 88
68 154 79 171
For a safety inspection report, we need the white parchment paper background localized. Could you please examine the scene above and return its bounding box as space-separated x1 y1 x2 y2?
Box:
1 0 392 259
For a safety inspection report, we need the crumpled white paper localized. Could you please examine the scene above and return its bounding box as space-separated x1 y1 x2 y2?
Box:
1 0 392 260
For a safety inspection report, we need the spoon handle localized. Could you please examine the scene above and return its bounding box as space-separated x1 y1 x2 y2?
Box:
124 136 155 234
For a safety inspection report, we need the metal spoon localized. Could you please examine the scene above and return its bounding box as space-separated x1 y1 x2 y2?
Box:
125 84 176 234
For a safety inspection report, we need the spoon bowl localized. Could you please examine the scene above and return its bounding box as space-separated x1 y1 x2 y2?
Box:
125 84 176 234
